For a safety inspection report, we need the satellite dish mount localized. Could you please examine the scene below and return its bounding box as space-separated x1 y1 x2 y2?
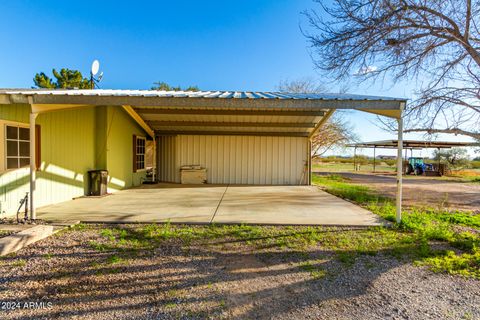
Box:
90 60 103 89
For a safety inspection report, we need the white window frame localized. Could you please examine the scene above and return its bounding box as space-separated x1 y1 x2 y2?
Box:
4 124 30 171
136 136 146 171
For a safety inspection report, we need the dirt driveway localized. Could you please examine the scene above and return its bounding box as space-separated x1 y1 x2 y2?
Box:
317 172 480 211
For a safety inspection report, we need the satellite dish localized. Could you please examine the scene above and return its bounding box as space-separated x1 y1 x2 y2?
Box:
91 60 100 76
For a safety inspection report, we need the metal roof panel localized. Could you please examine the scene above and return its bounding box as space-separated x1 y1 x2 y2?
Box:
0 89 406 101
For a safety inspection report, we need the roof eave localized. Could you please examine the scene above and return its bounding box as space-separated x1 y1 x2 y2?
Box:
0 93 405 112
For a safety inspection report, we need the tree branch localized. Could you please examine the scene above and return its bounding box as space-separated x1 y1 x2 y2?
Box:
404 127 480 140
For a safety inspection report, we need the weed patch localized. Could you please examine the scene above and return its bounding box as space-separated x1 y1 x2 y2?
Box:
12 259 26 267
106 254 125 265
336 252 356 267
299 260 328 279
312 174 480 279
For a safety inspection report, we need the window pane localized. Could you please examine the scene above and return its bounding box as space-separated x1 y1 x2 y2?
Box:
7 157 19 169
19 141 29 157
6 126 18 139
7 140 18 156
19 158 30 167
19 127 29 141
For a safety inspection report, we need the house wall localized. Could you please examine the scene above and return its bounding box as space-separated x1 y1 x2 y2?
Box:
157 135 308 185
104 106 147 192
0 104 31 217
0 104 96 216
0 104 147 217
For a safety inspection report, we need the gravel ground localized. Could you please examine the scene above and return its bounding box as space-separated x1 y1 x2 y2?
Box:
0 225 478 320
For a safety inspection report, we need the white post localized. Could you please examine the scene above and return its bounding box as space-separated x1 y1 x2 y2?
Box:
29 112 38 220
307 139 312 185
396 105 404 223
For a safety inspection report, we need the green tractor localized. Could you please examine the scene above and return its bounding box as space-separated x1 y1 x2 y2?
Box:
405 157 434 175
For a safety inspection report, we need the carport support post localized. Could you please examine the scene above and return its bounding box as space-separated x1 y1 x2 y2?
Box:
307 139 312 185
29 112 38 220
353 147 357 171
373 146 376 173
396 105 404 223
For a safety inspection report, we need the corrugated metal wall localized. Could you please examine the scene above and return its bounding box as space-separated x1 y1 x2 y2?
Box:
157 135 178 183
157 135 308 185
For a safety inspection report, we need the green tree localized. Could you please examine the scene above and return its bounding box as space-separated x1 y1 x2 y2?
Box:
34 68 91 89
151 81 199 91
433 148 470 168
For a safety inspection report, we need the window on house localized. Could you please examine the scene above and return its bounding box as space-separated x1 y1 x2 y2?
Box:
135 136 146 170
6 125 30 169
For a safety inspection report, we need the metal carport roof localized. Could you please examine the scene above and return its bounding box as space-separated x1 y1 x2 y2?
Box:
0 89 407 138
0 88 408 223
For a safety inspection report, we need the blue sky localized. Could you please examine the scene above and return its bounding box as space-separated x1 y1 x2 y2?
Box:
0 1 475 157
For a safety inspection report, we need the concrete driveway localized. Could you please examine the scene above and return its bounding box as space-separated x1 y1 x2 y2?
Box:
37 184 384 226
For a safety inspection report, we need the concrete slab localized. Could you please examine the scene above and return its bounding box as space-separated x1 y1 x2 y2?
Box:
213 186 384 226
38 185 226 223
37 184 384 226
0 225 54 256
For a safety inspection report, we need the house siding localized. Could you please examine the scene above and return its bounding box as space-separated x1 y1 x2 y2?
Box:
0 104 30 216
0 104 147 217
104 106 147 192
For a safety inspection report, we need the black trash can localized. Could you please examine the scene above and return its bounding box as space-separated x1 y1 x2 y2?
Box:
88 170 108 196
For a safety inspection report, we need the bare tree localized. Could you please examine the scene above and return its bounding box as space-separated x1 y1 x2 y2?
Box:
277 78 357 158
303 0 480 141
277 77 327 93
